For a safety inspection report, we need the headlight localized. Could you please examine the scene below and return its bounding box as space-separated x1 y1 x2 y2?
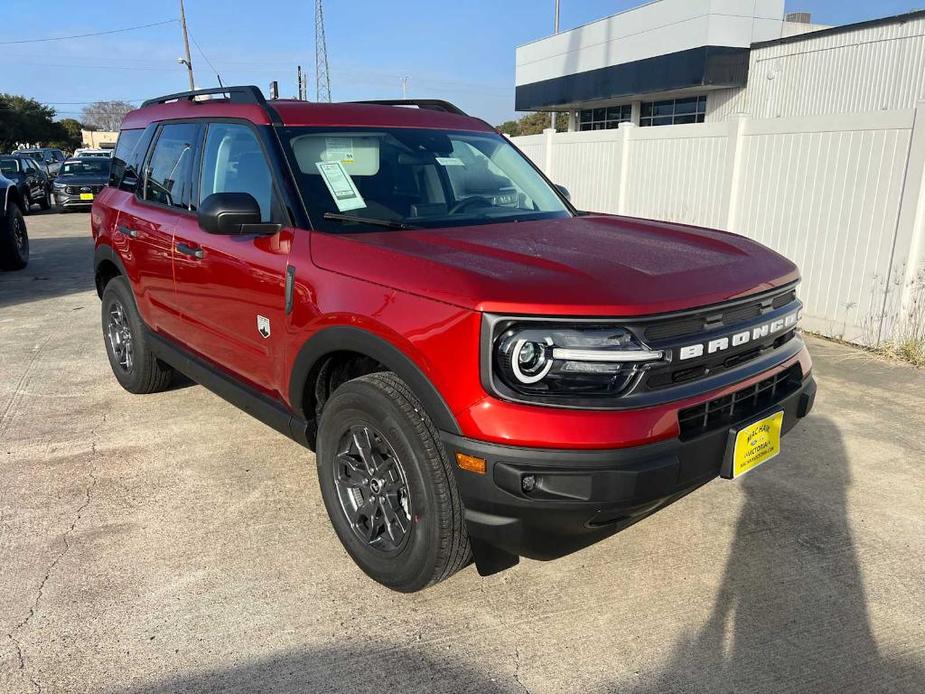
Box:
491 322 665 400
53 181 66 190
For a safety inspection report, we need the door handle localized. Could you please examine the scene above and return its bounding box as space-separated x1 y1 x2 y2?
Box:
176 242 204 260
117 224 138 238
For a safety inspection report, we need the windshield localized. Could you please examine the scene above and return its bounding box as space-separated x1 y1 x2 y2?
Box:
0 158 21 175
59 159 110 176
280 127 571 232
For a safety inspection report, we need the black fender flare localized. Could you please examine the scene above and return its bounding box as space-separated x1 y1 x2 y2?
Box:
93 243 131 296
289 325 462 435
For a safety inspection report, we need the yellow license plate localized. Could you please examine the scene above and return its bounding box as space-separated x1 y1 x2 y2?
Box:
730 411 784 478
79 193 94 201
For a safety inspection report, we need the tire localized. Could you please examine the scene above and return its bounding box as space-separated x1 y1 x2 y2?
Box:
316 372 471 592
38 190 51 211
0 202 29 271
22 192 33 215
100 276 175 394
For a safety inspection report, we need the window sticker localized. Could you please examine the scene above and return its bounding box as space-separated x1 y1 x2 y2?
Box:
315 161 366 212
435 156 464 167
325 137 355 164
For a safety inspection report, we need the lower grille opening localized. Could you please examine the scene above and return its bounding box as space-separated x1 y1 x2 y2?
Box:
678 364 803 441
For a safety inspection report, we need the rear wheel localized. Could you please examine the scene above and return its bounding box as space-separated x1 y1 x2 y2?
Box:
0 202 29 271
316 372 471 592
100 277 175 394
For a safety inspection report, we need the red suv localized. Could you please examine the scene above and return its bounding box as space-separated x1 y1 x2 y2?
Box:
92 86 815 592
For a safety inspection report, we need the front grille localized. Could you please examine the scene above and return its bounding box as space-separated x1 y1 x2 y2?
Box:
678 364 803 440
65 184 103 194
643 288 797 342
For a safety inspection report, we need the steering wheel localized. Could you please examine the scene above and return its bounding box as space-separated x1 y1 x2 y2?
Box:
448 195 494 215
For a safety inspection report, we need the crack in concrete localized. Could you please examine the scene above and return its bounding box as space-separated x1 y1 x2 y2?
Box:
5 441 97 694
512 645 530 694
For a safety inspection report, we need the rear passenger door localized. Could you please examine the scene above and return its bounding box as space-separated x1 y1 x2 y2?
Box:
117 122 200 339
171 121 293 398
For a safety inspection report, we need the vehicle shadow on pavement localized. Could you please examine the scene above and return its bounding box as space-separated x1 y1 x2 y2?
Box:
629 415 925 694
117 642 518 694
0 234 95 309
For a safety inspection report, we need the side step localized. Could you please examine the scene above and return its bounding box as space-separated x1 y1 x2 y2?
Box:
146 330 312 448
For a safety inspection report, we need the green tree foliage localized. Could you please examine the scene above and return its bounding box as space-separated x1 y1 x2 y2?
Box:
0 94 82 153
496 112 569 136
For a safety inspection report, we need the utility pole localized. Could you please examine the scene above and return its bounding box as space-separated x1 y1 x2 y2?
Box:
178 0 195 91
551 0 560 131
401 76 410 99
297 65 304 99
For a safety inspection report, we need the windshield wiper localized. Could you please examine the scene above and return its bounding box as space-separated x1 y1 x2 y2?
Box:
323 212 418 230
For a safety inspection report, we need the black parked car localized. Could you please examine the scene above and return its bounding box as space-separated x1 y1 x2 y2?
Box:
12 147 66 176
0 156 52 212
0 174 29 270
52 158 110 212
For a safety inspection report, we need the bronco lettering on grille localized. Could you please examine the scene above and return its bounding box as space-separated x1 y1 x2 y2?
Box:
677 309 802 361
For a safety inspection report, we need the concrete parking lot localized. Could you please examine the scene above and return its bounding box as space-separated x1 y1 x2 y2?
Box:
1 212 923 694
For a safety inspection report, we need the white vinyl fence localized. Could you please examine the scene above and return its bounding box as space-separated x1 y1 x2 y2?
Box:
512 106 925 346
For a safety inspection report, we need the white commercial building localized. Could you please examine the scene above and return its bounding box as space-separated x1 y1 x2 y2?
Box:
515 0 925 130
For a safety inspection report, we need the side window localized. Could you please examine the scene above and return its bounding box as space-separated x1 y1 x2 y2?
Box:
144 123 199 210
110 128 143 189
199 122 276 222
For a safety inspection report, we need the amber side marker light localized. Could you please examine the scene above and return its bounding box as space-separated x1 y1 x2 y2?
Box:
456 452 487 475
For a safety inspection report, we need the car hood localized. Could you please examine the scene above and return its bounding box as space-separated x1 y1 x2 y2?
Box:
311 214 800 316
55 175 108 186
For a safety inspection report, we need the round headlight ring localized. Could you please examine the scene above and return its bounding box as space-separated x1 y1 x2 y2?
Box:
510 337 554 384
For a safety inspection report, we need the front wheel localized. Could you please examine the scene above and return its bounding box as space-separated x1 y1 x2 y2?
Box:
316 372 471 592
0 203 29 271
38 190 51 211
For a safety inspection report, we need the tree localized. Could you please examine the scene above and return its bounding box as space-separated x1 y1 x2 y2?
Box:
496 112 568 137
80 100 135 132
56 118 84 151
0 94 61 151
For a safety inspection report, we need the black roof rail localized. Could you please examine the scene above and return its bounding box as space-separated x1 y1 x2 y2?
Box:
349 99 468 117
140 85 282 124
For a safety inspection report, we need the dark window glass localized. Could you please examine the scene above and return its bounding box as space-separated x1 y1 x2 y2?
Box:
639 95 708 127
578 104 633 130
653 101 675 116
200 123 276 223
0 158 21 175
144 123 199 210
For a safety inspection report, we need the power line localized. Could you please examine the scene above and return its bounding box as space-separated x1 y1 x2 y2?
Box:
189 32 223 87
0 19 179 45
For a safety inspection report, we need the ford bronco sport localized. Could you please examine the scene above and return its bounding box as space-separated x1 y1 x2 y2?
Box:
92 86 815 592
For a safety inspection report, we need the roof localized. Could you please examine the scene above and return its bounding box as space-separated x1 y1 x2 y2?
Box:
752 8 925 49
121 98 494 133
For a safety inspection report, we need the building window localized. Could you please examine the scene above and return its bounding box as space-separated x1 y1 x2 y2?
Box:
578 105 632 131
640 96 707 127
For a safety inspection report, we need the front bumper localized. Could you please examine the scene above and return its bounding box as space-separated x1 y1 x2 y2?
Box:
54 192 94 209
442 373 816 561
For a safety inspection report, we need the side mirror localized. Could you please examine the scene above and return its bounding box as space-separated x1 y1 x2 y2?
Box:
198 192 278 235
555 184 571 202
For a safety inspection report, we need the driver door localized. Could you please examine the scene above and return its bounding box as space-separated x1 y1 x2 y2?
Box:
172 121 292 398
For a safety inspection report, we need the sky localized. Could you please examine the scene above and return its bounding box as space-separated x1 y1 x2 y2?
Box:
1 0 923 126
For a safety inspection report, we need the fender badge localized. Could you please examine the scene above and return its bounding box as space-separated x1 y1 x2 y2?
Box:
257 315 271 339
